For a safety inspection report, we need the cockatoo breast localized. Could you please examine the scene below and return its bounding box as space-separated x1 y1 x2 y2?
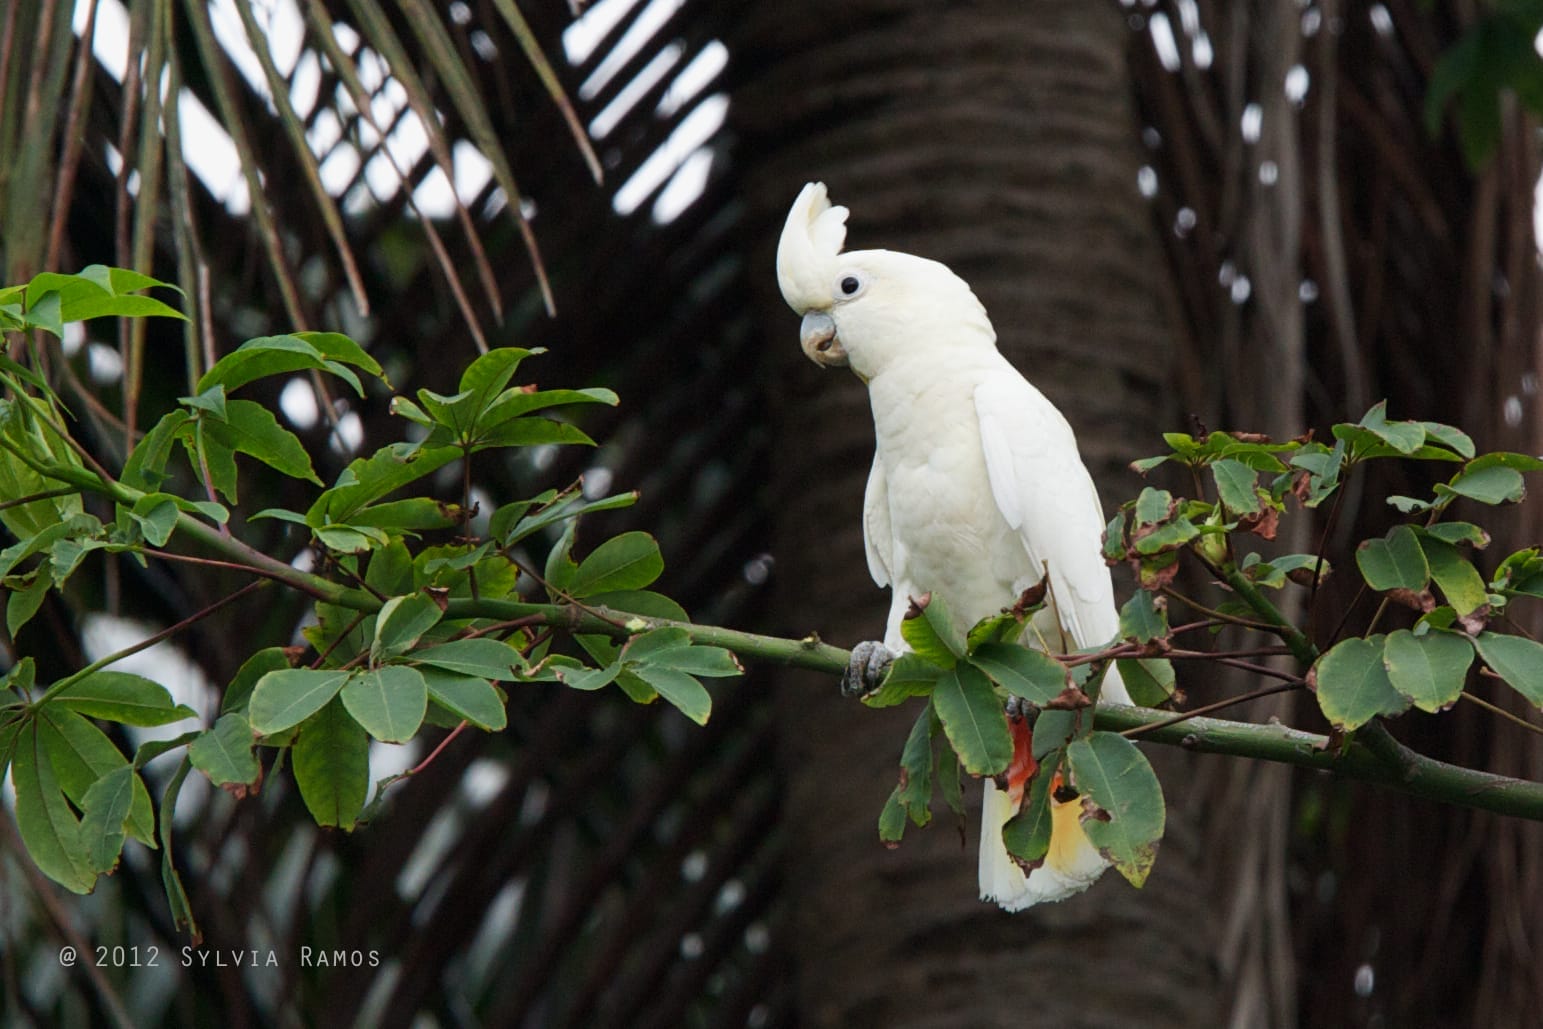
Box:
866 359 1030 635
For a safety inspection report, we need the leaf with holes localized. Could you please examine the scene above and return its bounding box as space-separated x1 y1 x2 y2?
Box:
1067 731 1164 887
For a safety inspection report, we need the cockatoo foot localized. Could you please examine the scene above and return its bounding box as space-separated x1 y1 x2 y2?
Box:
841 640 895 697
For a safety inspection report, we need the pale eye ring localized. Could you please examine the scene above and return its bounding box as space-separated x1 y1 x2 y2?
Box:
839 274 862 297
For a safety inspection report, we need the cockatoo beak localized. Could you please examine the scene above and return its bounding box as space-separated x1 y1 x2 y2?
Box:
800 310 847 367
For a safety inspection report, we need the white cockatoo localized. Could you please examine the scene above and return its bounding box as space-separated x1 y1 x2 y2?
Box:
775 181 1131 910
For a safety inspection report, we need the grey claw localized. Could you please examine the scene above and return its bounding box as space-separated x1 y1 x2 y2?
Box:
841 640 896 698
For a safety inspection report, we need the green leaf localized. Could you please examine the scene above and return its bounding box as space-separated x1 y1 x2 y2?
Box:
222 647 293 715
421 670 507 731
861 654 944 709
370 594 445 663
899 593 964 668
25 290 63 337
556 663 622 692
968 643 1067 704
158 759 199 937
967 607 1034 651
1437 464 1525 506
52 671 197 726
492 489 639 547
937 745 966 819
1421 521 1490 548
188 713 261 789
1243 552 1326 590
314 525 388 554
569 531 665 597
365 538 415 597
128 493 181 547
10 723 94 893
203 399 323 485
1133 487 1175 525
340 666 428 743
1419 536 1490 616
25 266 184 325
1357 400 1426 453
6 572 50 637
931 663 1012 776
180 384 227 419
1420 421 1475 459
197 333 373 396
1133 517 1199 555
1355 525 1429 592
1119 591 1168 644
248 668 353 735
639 645 743 678
878 786 908 846
585 589 689 623
293 699 369 830
344 497 460 532
1103 511 1127 561
1002 760 1056 866
458 346 534 408
1116 657 1176 707
79 765 137 874
897 703 934 828
36 707 154 846
469 418 594 453
307 442 460 525
412 637 526 680
1067 731 1165 887
479 386 619 434
1211 459 1261 514
1382 629 1472 713
1467 451 1543 473
1472 632 1543 709
1312 636 1410 730
618 627 690 662
631 665 711 725
120 410 192 492
538 512 578 592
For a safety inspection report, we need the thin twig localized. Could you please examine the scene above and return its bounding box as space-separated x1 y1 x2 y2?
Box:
1119 680 1304 738
1161 585 1280 632
1462 685 1543 737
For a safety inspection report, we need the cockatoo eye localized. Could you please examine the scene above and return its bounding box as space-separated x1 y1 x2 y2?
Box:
838 274 865 298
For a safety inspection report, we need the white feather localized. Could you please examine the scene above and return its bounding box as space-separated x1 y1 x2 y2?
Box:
974 372 1130 705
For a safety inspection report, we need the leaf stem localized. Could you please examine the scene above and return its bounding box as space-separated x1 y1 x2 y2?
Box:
1460 688 1543 737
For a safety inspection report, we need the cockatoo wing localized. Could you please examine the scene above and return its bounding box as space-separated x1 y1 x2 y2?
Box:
861 453 892 589
974 375 1129 704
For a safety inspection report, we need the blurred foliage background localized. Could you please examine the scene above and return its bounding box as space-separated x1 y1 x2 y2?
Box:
0 1 1539 1026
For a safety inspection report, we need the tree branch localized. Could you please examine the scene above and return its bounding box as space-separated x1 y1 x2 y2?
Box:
1089 704 1543 819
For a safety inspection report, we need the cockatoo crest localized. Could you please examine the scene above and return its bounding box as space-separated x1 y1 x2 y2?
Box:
776 182 849 313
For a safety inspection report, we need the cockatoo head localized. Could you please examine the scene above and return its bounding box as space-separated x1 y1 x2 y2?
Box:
775 182 995 381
